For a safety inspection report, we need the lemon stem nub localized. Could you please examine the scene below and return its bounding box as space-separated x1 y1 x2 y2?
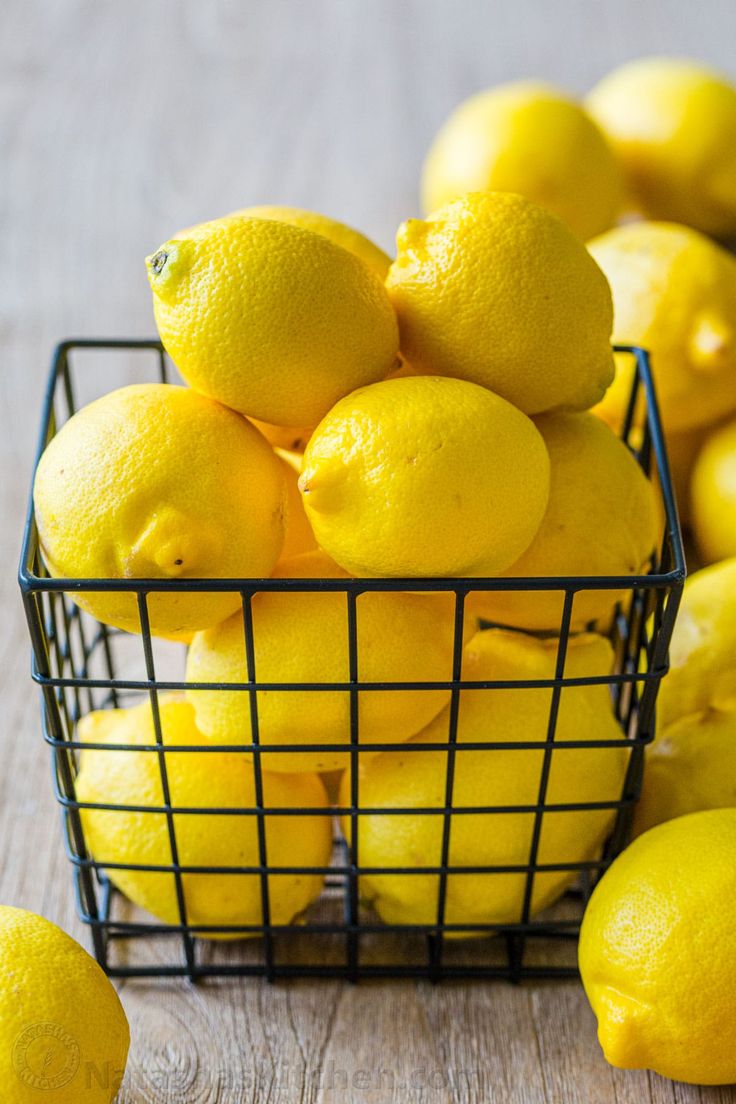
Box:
149 250 169 275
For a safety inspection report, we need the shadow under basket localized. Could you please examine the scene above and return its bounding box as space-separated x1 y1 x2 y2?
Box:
19 339 685 983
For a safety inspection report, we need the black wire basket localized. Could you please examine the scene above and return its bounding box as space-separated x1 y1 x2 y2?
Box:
19 339 685 983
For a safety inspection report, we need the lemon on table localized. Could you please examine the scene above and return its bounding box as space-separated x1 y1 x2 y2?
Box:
0 906 129 1104
186 550 462 773
75 696 331 935
421 82 622 239
579 808 736 1085
147 215 399 426
228 205 391 279
275 448 318 561
341 629 625 930
299 375 550 578
590 221 736 434
691 417 736 562
634 708 736 836
587 58 736 238
385 191 614 416
33 384 286 638
657 557 736 730
468 412 659 631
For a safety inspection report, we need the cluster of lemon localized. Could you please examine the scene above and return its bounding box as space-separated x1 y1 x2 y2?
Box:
35 183 654 942
27 53 736 1091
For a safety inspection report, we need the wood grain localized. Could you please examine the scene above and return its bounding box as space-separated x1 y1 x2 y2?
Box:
2 1 736 1100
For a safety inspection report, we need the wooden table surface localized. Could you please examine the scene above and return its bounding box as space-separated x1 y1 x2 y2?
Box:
3 2 736 1100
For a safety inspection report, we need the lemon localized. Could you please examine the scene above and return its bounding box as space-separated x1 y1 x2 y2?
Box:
341 629 625 930
587 58 736 238
147 215 399 426
691 417 736 562
249 420 313 453
385 191 614 415
75 696 331 935
228 205 391 279
275 448 318 562
186 550 461 773
0 906 129 1104
579 808 736 1085
589 221 736 434
422 81 622 239
467 412 659 631
33 384 286 638
634 708 736 836
657 557 736 730
299 375 550 578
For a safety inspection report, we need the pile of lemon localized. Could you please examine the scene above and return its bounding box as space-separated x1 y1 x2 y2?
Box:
25 54 736 1093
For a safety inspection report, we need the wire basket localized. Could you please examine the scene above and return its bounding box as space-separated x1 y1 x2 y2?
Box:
19 339 685 983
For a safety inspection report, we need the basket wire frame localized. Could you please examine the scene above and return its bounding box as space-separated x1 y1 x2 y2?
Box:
19 339 685 982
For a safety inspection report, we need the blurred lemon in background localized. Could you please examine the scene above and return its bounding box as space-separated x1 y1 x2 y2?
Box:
634 708 736 835
590 221 736 434
587 57 736 238
386 191 614 415
299 375 550 577
657 557 736 729
422 81 622 239
691 417 736 561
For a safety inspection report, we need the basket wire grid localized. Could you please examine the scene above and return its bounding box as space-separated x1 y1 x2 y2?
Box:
19 339 685 983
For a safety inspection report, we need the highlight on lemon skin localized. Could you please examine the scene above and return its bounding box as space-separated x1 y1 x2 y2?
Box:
421 80 622 240
579 809 736 1085
147 214 399 427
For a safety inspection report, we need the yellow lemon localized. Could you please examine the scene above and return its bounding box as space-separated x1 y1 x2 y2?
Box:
33 384 286 638
634 708 736 836
579 808 736 1085
341 629 625 930
691 417 736 562
275 448 318 562
186 551 462 773
249 420 313 453
75 696 331 936
657 557 736 730
229 204 391 279
422 81 622 239
467 412 659 631
385 191 614 415
299 375 550 577
0 906 129 1104
590 222 736 434
147 215 399 426
587 58 736 238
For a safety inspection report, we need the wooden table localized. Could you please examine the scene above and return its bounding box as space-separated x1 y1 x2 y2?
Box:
3 2 736 1099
